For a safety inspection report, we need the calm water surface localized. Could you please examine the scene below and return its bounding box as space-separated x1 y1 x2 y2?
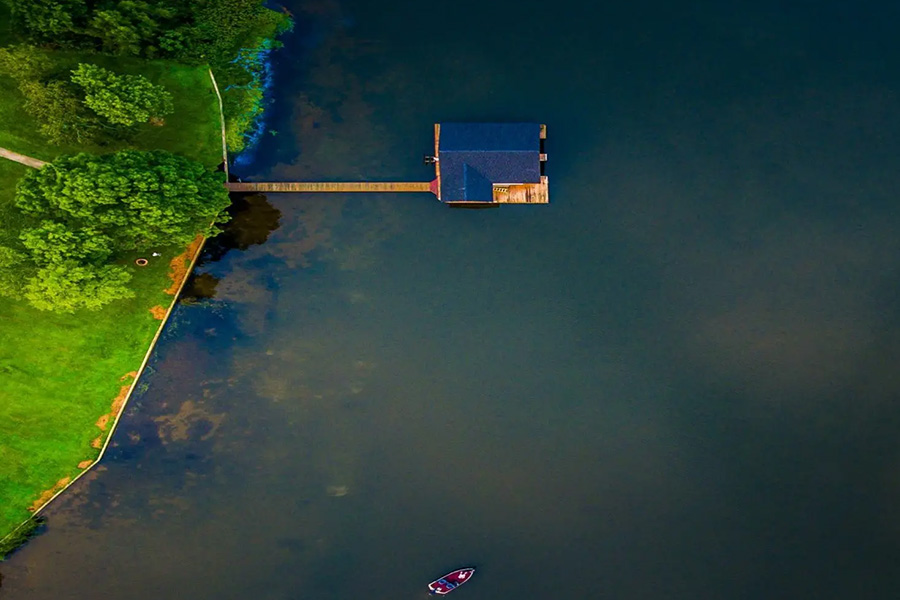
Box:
4 1 900 598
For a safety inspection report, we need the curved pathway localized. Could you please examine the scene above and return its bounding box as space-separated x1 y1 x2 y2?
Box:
0 147 47 168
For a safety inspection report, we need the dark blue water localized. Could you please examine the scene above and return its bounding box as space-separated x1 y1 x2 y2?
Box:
3 1 900 598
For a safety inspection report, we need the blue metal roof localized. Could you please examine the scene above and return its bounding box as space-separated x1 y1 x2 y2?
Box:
439 123 541 202
440 123 540 152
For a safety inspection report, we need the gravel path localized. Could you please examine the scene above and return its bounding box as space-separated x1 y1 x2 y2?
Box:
0 147 47 168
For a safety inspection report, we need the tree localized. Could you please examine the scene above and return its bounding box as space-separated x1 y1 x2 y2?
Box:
6 150 228 312
18 80 99 144
85 1 174 57
20 221 114 265
0 246 31 300
15 150 230 250
23 261 134 312
1 228 133 312
3 0 290 61
70 63 173 126
1 221 126 312
0 44 52 82
2 0 86 42
185 0 288 61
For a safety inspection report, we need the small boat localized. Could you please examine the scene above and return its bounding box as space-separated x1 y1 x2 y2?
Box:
428 567 475 595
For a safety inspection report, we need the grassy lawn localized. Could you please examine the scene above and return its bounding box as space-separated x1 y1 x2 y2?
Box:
0 6 223 546
0 240 180 536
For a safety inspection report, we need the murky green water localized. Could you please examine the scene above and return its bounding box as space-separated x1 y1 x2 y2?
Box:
4 1 900 598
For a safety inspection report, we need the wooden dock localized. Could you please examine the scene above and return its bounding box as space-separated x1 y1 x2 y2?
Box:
491 176 549 204
226 181 433 193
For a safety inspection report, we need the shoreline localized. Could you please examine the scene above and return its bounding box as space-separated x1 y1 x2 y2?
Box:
0 234 209 556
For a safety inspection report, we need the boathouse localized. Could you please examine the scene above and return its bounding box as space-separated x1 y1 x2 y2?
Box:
429 123 548 204
226 122 549 206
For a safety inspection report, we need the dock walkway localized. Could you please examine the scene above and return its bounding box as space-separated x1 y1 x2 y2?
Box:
226 181 432 193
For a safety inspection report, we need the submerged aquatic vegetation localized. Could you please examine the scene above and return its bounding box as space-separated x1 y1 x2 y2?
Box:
223 37 280 157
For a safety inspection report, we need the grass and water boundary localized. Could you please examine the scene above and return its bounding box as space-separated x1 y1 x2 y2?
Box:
0 2 289 556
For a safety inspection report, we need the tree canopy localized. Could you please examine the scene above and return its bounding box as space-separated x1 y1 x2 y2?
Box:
2 0 87 42
70 63 173 126
16 151 230 249
2 0 291 63
0 150 230 312
20 221 114 265
23 261 135 312
0 44 52 81
19 79 100 144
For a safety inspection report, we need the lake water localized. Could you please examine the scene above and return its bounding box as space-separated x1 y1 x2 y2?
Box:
3 1 900 598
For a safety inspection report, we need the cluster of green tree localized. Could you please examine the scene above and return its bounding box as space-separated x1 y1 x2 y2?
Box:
72 63 173 126
0 151 230 312
0 45 173 144
1 0 291 64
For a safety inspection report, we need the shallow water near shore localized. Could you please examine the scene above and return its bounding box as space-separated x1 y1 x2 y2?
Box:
4 1 900 598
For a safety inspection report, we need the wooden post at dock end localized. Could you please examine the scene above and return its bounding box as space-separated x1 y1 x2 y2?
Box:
434 123 442 201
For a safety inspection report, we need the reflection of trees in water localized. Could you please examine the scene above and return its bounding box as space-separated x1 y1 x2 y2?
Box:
182 272 219 300
182 192 282 300
206 193 283 259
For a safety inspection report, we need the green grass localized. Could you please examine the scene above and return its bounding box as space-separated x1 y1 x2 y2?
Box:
0 246 180 537
0 248 183 538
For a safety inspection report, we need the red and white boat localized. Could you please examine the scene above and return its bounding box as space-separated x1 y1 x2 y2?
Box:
428 568 475 595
